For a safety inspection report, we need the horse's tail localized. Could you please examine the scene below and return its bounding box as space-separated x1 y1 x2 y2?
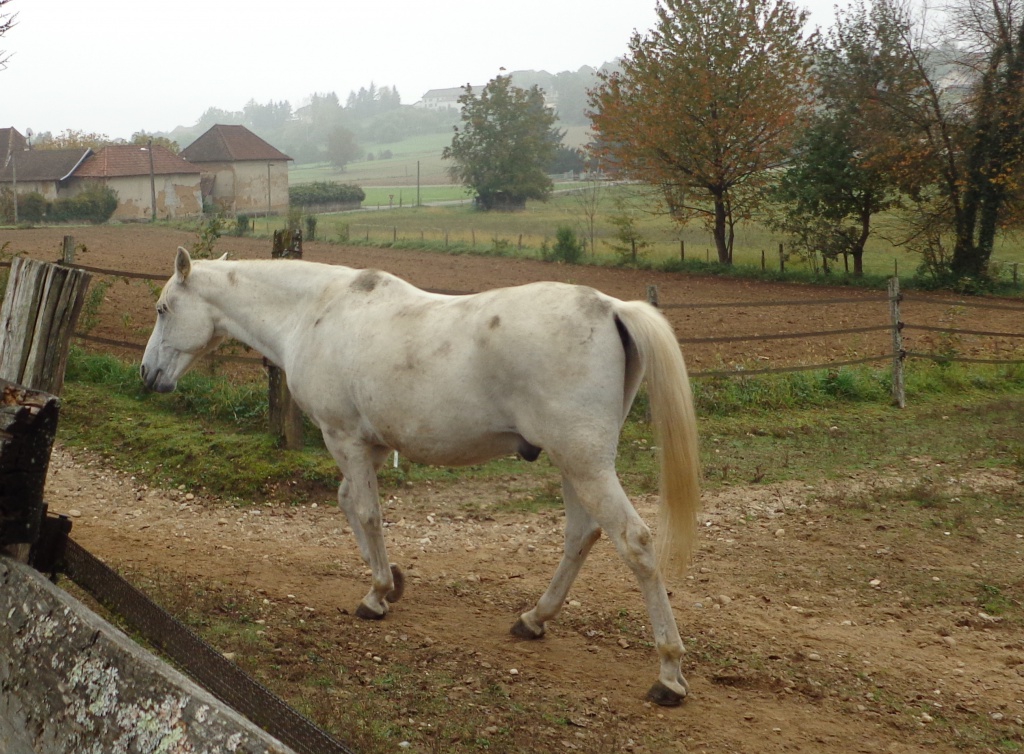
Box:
615 301 701 575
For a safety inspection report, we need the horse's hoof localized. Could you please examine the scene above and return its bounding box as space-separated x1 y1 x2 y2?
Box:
355 602 386 621
646 681 686 707
510 617 545 640
387 564 406 603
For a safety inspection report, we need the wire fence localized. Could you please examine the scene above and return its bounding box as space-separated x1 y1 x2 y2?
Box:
7 257 1024 395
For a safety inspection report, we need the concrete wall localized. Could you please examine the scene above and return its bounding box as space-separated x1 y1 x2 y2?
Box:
203 161 289 215
0 557 296 754
66 176 203 221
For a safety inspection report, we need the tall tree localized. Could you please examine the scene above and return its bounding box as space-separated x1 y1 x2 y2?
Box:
588 0 815 264
771 113 897 275
836 0 1024 284
326 126 360 171
771 0 908 276
443 75 561 210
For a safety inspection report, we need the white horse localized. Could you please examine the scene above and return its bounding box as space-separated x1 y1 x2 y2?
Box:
141 247 701 706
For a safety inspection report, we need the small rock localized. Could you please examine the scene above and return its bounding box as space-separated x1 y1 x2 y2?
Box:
807 653 822 662
869 579 882 587
921 713 934 723
68 509 82 518
618 638 631 649
774 528 785 538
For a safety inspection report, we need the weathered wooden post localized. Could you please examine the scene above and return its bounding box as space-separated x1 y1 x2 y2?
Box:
268 230 304 450
0 256 92 396
888 276 906 409
61 235 76 265
0 380 60 562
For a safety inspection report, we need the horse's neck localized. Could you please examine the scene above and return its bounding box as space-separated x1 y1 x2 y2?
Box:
198 260 337 366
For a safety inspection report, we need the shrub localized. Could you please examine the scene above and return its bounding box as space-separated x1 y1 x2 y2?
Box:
289 182 365 207
18 192 47 223
234 214 250 236
305 215 318 241
49 183 119 224
547 225 585 263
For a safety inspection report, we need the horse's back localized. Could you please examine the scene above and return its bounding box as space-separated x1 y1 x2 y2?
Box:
288 273 634 464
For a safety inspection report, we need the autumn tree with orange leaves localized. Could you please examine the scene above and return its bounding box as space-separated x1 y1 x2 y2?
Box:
588 0 815 264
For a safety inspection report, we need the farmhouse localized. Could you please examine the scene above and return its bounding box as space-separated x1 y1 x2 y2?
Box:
179 125 291 215
71 144 203 221
0 145 93 202
414 86 480 110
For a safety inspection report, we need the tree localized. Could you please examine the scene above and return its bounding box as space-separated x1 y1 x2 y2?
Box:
35 129 111 150
131 132 180 154
767 0 915 277
771 114 896 275
839 0 1024 284
442 75 561 210
0 0 15 71
588 0 815 263
326 126 360 171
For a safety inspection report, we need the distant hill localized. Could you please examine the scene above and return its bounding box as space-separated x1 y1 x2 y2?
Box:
155 63 620 168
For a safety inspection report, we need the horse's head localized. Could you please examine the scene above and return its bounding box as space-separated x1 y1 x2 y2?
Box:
140 247 225 392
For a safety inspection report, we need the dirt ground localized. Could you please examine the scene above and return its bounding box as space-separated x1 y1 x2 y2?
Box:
5 226 1024 752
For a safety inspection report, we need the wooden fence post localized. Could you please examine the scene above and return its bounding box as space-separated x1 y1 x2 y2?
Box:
61 235 76 265
268 230 304 450
888 276 906 409
646 284 659 308
0 257 92 396
0 380 60 562
779 243 785 273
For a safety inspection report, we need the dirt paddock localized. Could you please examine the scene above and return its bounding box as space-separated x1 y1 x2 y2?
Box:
4 225 1024 753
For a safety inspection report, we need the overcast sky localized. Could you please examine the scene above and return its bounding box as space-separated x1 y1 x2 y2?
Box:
2 0 843 141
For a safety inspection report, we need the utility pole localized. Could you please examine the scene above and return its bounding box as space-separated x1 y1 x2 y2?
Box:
147 139 157 222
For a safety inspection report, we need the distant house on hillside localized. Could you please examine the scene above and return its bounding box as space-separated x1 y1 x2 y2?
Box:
414 86 479 110
71 144 203 221
180 125 291 215
0 146 93 201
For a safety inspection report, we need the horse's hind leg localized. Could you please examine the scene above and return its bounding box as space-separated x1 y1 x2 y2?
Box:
324 431 401 618
554 468 689 706
512 478 601 639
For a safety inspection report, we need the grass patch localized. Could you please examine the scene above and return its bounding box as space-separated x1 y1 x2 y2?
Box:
58 347 1024 508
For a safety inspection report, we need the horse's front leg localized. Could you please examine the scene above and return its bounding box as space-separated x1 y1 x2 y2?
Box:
325 432 402 619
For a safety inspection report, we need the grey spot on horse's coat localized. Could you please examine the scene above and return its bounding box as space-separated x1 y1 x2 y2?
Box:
352 269 382 292
489 315 501 329
227 270 238 286
517 438 542 462
577 289 612 319
314 317 323 327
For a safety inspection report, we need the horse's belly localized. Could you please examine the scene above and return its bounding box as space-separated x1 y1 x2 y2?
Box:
385 428 521 467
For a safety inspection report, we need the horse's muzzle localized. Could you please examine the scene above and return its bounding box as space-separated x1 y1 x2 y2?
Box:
140 364 175 393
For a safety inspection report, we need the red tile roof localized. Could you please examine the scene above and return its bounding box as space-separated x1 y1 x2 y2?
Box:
74 144 202 178
180 124 292 163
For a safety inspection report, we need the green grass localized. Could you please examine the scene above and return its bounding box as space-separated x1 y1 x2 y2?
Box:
58 348 1024 506
245 184 1024 292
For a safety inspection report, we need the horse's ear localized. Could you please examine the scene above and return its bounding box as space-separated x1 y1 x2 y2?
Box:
175 246 192 283
217 252 229 261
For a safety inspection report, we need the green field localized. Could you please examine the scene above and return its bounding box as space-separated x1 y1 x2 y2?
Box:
279 128 1024 285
